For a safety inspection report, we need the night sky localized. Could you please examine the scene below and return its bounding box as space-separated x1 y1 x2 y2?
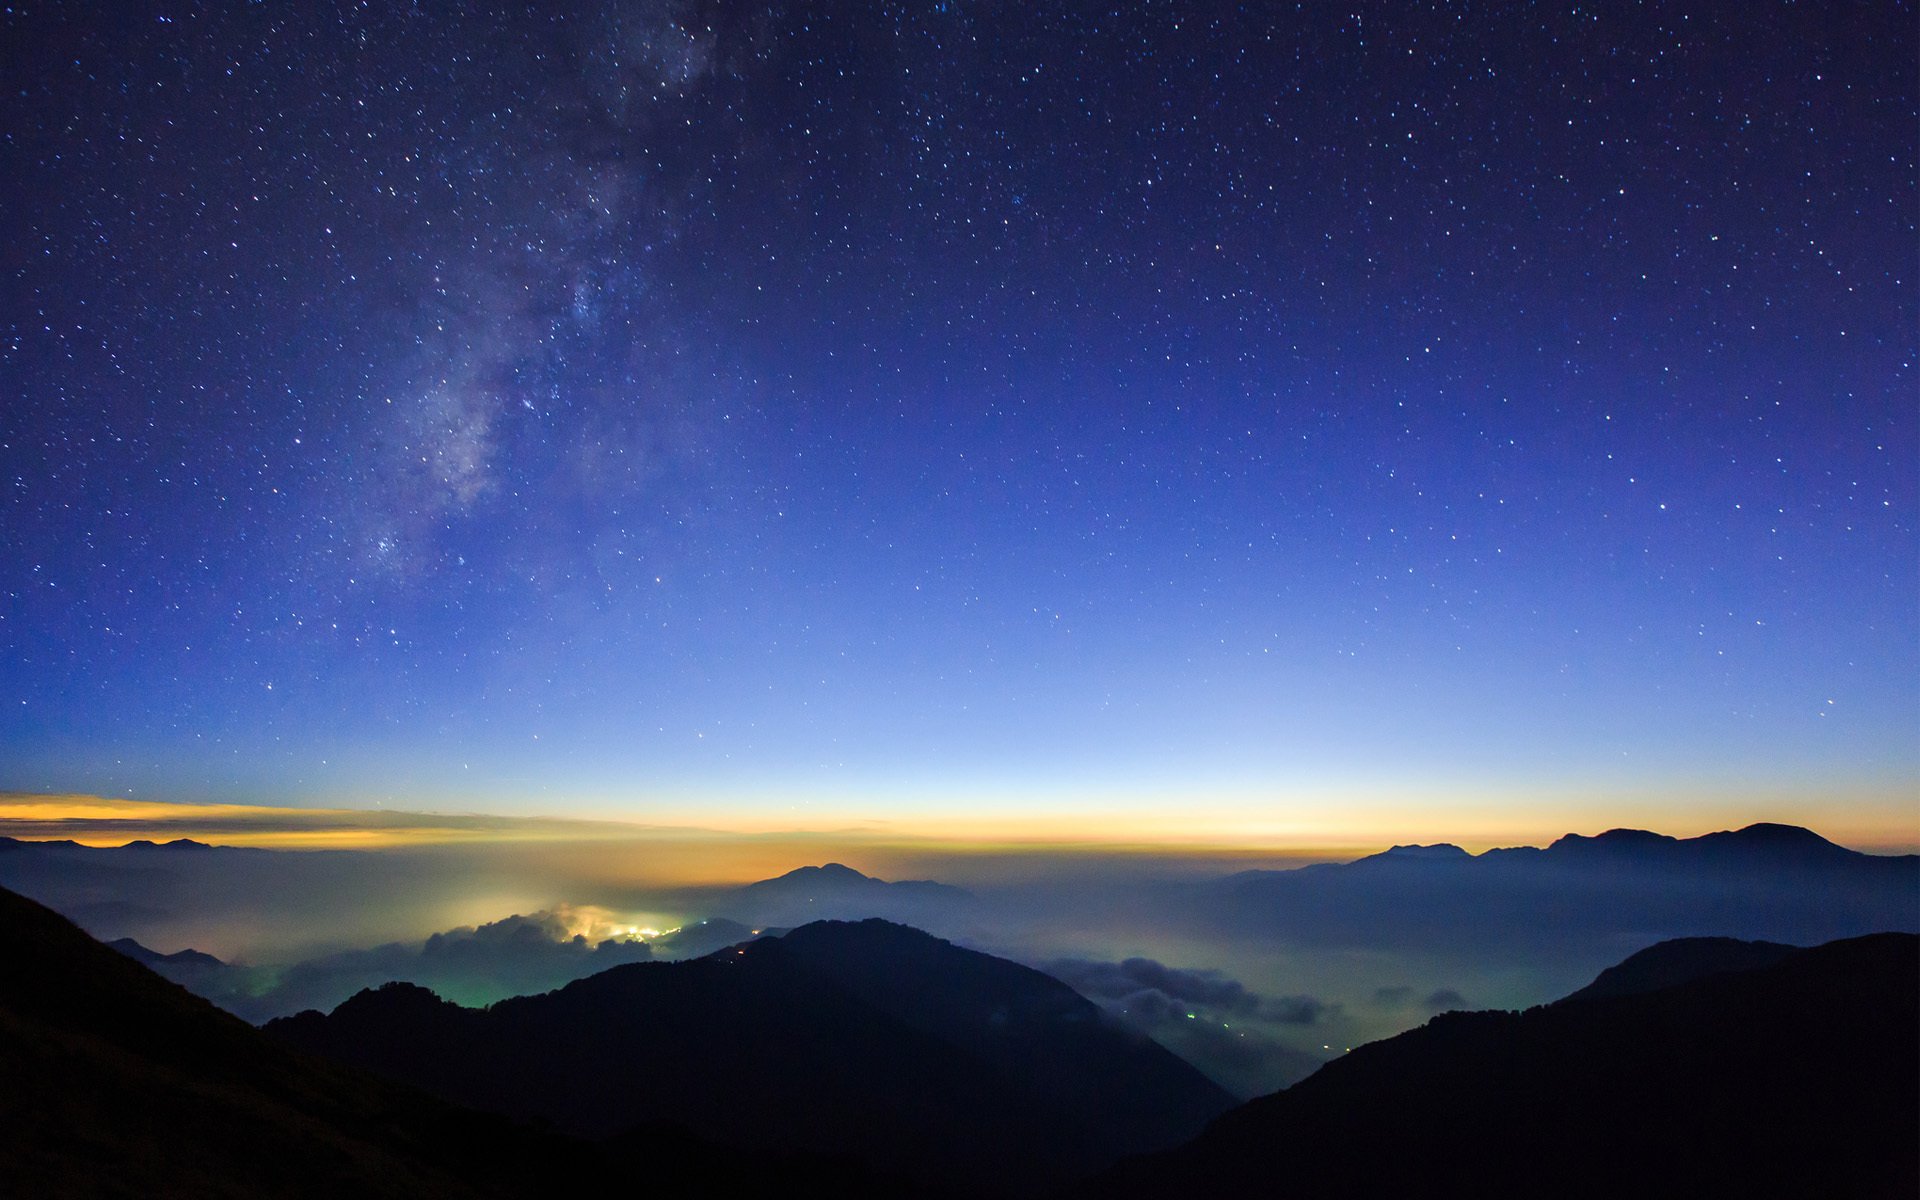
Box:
3 2 1913 842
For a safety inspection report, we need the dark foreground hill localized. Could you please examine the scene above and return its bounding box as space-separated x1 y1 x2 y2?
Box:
1557 934 1799 1002
1086 932 1919 1200
269 918 1233 1196
0 883 894 1198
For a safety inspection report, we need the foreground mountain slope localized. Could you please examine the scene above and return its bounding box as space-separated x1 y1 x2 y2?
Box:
1089 933 1918 1199
0 883 891 1199
270 919 1232 1196
763 920 1231 1155
0 881 527 1198
1557 934 1799 1002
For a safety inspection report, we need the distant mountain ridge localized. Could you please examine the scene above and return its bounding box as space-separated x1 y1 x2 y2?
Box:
711 861 975 930
1303 822 1912 873
1208 821 1918 956
1492 821 1909 869
0 835 247 853
741 861 969 899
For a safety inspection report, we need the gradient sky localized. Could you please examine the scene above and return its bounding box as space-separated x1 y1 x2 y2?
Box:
2 2 1913 843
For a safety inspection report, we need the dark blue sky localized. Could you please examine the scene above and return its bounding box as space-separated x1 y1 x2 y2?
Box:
3 2 1913 841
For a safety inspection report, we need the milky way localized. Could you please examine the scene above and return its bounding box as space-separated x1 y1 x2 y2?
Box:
2 3 1913 836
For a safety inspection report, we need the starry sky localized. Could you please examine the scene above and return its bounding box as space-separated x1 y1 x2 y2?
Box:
2 2 1914 844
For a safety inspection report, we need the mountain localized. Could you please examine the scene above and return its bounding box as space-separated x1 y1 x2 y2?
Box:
1489 821 1912 872
1558 935 1799 1003
1086 932 1918 1199
0 881 896 1197
0 835 251 856
1207 822 1918 956
1372 842 1471 861
268 918 1232 1196
0 836 86 851
121 837 224 852
107 935 228 971
712 862 974 929
0 834 277 947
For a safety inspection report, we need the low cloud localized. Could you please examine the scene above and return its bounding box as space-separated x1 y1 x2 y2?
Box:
1259 994 1329 1024
1041 956 1332 1028
1044 957 1252 1012
229 907 654 1020
1373 983 1470 1012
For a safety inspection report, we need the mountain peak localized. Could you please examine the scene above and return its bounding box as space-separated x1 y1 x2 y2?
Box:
806 862 870 880
1710 822 1833 847
1543 822 1869 865
107 938 226 970
751 863 877 887
1561 827 1677 848
0 837 84 851
1383 843 1470 860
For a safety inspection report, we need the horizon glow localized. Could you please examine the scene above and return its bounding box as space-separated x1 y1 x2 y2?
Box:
3 791 1914 861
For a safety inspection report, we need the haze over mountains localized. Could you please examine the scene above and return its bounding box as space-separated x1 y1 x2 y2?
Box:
1196 821 1918 955
3 820 1914 1100
4 872 1913 1198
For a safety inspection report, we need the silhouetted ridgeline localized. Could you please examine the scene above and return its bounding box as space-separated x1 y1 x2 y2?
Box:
0 883 915 1198
267 918 1232 1197
1204 822 1919 953
707 861 976 929
1086 932 1920 1200
1556 935 1799 1002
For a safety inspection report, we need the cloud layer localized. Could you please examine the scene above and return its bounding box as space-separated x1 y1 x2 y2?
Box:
224 906 656 1019
1037 955 1335 1097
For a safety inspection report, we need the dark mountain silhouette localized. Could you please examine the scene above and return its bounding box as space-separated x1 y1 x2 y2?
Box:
0 836 87 851
712 862 974 929
0 881 902 1198
121 837 222 852
269 918 1231 1196
0 835 255 855
103 934 262 1014
1559 935 1799 1003
107 935 227 971
745 860 958 896
1208 822 1918 956
1087 932 1919 1199
1372 842 1471 861
1485 821 1909 872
